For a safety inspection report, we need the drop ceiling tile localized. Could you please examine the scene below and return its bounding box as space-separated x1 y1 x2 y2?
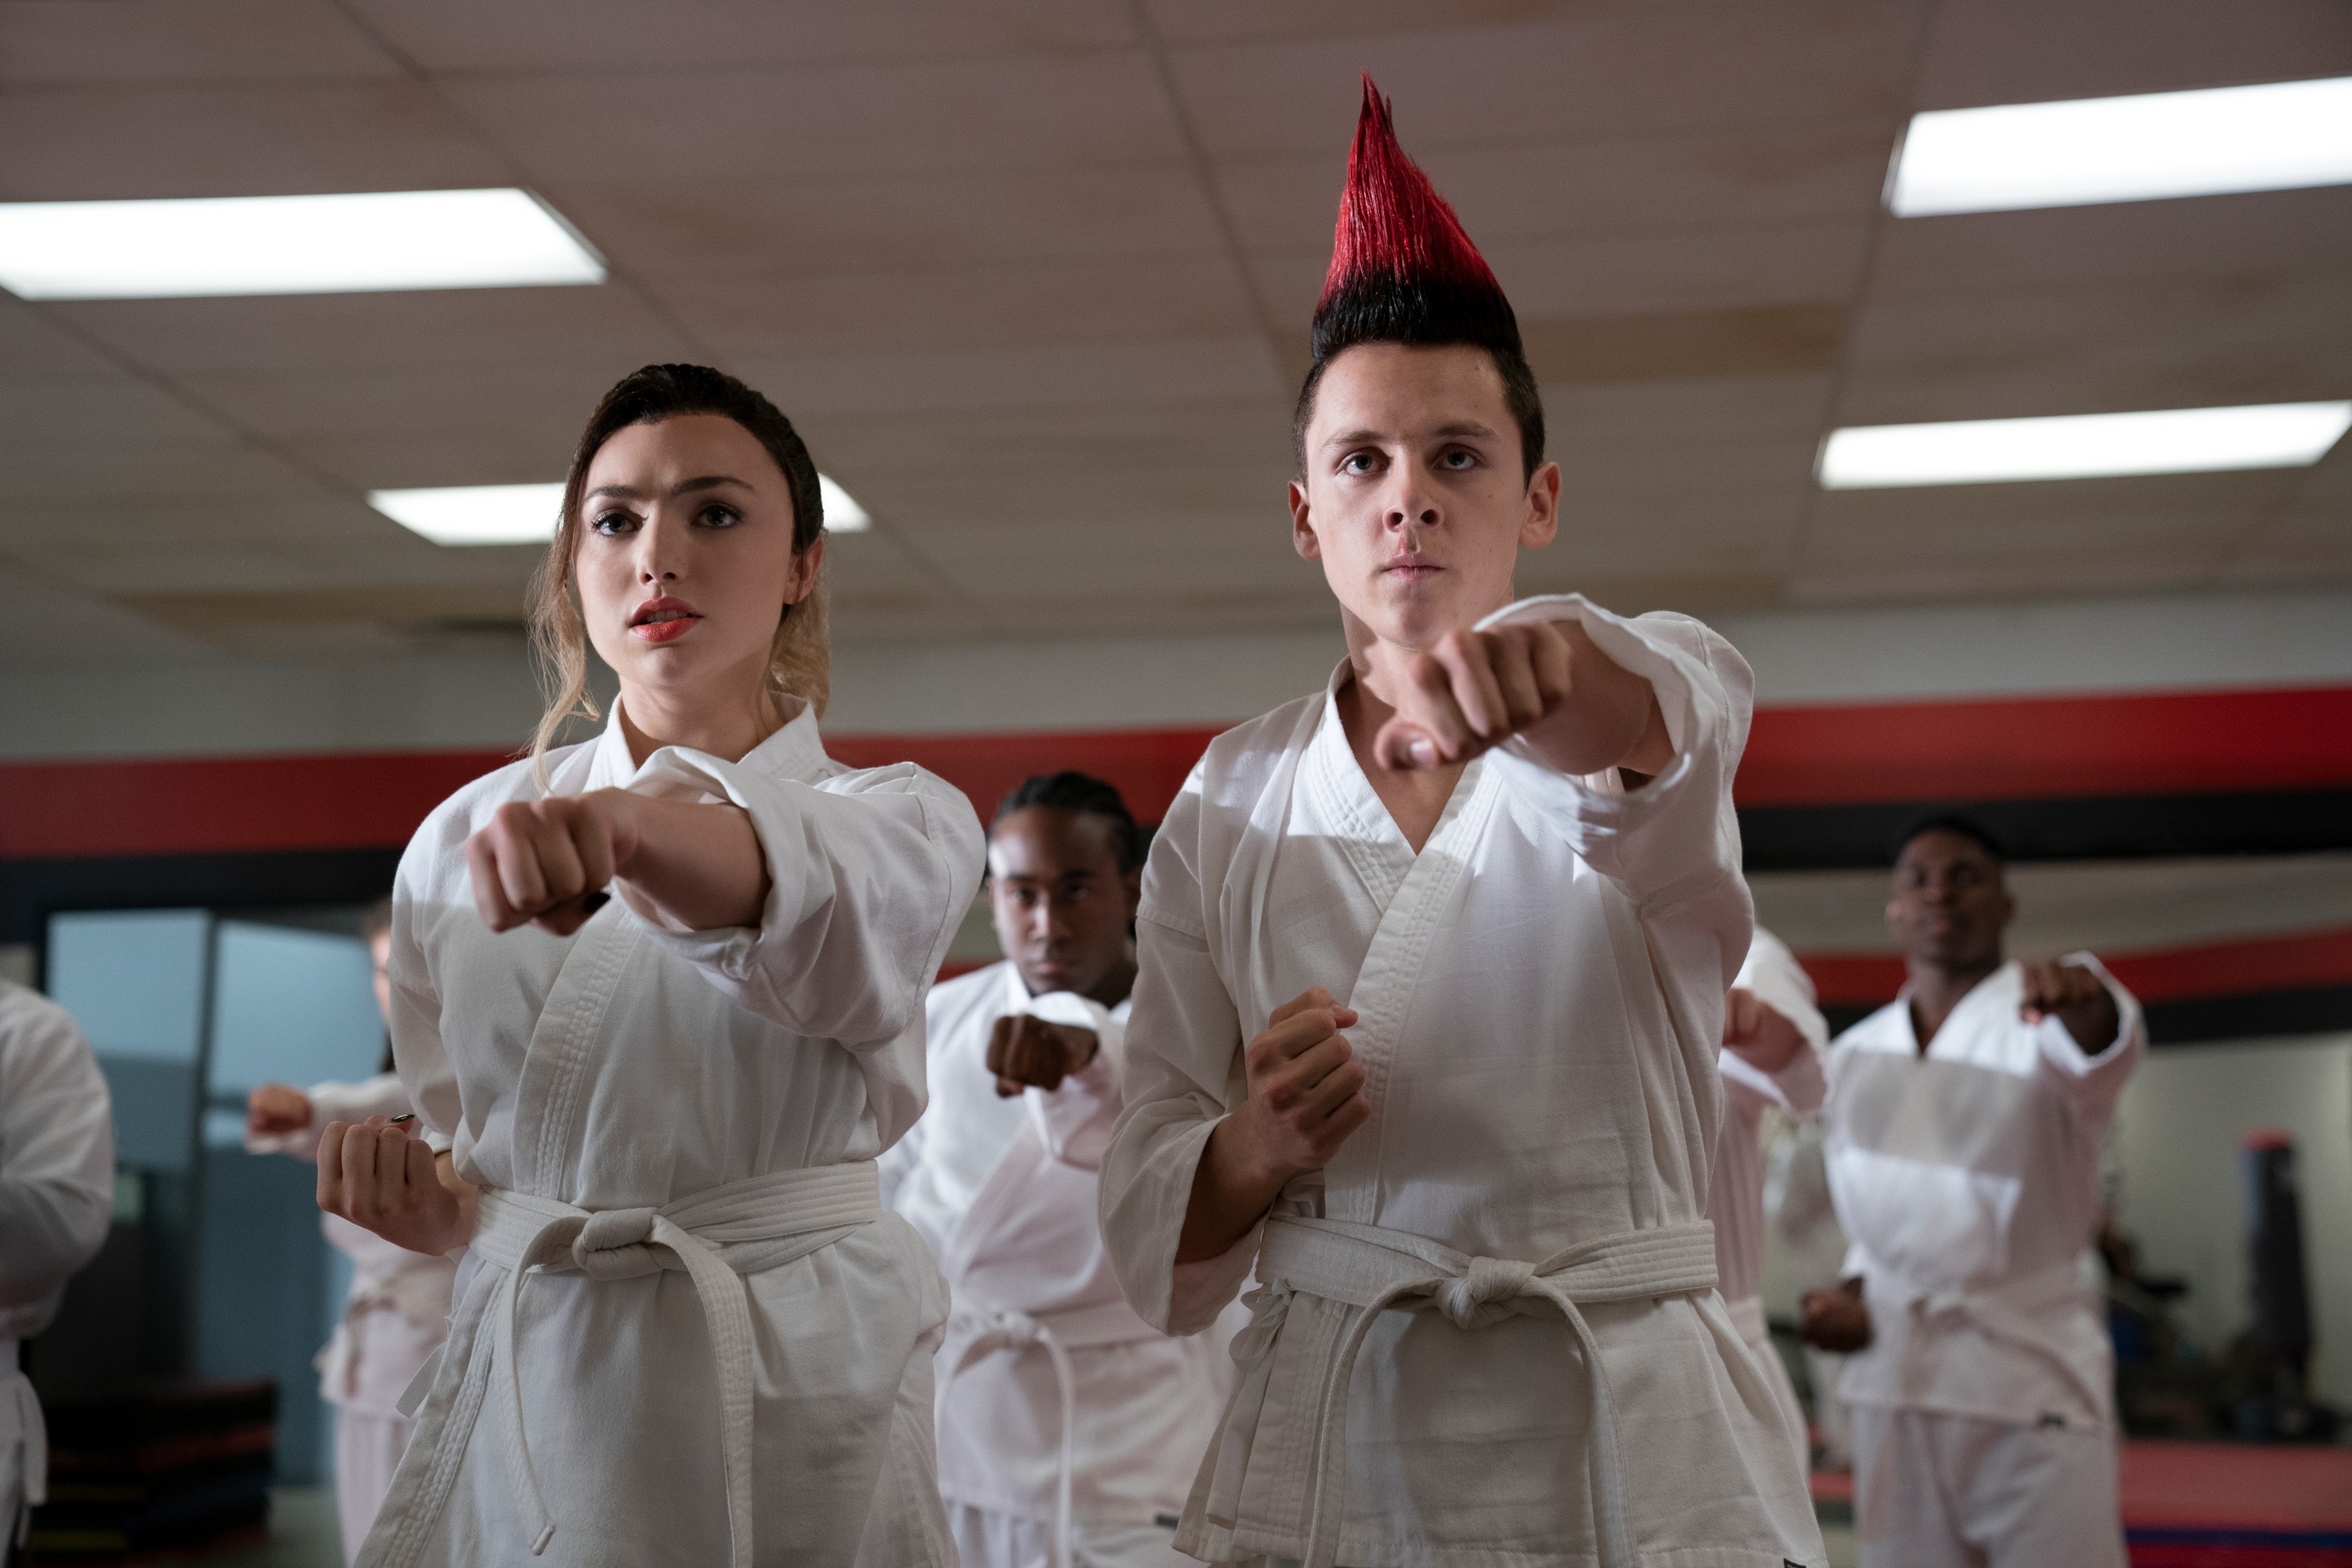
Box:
0 0 398 85
0 440 323 503
1165 1 1923 158
49 288 689 375
1144 0 1584 47
345 0 1134 74
0 81 510 199
0 555 210 664
1556 434 1819 495
1543 372 1837 447
648 254 1258 354
0 300 143 380
1914 0 2352 111
553 162 1222 279
1837 274 2352 424
0 376 234 448
1213 122 1893 253
447 53 1185 187
731 336 1287 418
1869 187 2352 299
180 364 624 448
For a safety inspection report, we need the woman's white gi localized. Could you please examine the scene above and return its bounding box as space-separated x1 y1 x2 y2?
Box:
1101 597 1824 1568
368 701 982 1568
1711 928 1828 1477
882 961 1229 1568
249 1073 458 1564
0 981 115 1546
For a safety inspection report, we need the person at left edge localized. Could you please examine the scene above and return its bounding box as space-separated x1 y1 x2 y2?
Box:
0 981 114 1552
883 773 1232 1568
316 364 983 1568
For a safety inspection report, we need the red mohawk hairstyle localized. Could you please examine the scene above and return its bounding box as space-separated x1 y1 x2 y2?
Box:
1299 77 1544 474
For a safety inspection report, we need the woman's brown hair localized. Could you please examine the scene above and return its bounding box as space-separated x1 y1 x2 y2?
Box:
528 364 831 781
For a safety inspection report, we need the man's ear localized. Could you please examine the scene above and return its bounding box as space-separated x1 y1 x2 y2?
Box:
1519 461 1562 551
1289 479 1321 561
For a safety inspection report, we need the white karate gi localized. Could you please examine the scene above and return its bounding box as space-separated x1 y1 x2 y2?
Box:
1102 597 1823 1568
882 961 1227 1568
0 981 115 1545
1711 927 1827 1478
369 700 983 1568
248 1074 458 1565
1824 956 2143 1568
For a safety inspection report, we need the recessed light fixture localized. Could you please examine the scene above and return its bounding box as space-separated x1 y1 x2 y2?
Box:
1817 402 2352 489
0 188 605 299
372 477 873 546
1889 75 2352 216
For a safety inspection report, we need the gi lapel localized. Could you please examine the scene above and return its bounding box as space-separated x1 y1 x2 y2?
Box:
1319 759 1500 1225
510 900 643 1200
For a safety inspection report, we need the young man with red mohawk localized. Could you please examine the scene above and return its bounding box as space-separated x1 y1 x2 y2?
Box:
1099 82 1824 1568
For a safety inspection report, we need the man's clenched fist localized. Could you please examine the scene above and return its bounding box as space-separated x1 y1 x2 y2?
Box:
1722 987 1807 1074
1226 988 1371 1185
2018 960 2119 1053
987 1014 1098 1097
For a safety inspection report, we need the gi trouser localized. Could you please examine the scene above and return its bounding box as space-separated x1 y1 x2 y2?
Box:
1850 1403 2125 1568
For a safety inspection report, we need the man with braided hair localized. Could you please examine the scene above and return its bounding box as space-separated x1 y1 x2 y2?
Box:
1098 82 1823 1568
884 772 1230 1568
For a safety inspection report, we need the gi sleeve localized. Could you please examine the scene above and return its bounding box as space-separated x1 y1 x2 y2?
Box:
1022 993 1124 1173
1726 927 1829 1119
388 848 465 1157
2034 952 2145 1134
0 988 115 1335
1476 595 1755 992
1100 773 1258 1335
619 750 986 1050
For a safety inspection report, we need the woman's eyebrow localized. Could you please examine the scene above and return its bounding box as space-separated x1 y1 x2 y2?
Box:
583 474 756 502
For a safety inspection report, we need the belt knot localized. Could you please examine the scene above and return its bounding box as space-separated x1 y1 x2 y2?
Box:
573 1207 663 1279
1436 1255 1536 1327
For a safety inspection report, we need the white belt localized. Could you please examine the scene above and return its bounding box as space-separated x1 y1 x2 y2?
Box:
2 1345 42 1543
1867 1254 2107 1419
940 1297 1160 1568
368 1162 879 1568
1253 1215 1718 1568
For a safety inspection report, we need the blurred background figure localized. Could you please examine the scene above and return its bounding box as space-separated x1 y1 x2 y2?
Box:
0 978 116 1548
884 772 1228 1568
1711 927 1828 1475
1804 817 2143 1568
244 902 455 1566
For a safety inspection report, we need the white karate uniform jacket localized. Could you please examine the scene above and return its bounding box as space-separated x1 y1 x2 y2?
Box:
1101 597 1823 1568
1711 928 1828 1468
0 981 115 1532
371 701 983 1568
1825 957 2143 1434
880 962 1229 1548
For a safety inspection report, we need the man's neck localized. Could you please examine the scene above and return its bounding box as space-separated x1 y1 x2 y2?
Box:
1905 954 2003 1054
1018 956 1135 1012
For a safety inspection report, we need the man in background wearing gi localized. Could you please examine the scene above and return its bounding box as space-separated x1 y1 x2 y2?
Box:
0 978 114 1552
1802 815 2142 1568
885 772 1229 1568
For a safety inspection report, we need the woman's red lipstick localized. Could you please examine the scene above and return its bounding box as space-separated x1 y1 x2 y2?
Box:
629 595 701 643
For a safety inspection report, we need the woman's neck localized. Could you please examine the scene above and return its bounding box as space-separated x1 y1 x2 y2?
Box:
615 678 784 767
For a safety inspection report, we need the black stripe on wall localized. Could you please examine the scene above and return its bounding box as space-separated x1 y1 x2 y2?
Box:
0 848 403 949
1824 986 2352 1047
1741 788 2352 872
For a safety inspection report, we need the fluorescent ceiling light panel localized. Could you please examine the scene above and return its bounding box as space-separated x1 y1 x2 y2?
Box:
0 188 604 299
371 484 567 546
1818 402 2352 489
1889 75 2352 216
373 477 873 546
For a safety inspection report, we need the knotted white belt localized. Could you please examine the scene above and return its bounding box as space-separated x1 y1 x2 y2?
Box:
1253 1214 1719 1568
370 1162 878 1568
2 1349 44 1544
1867 1253 2108 1421
939 1297 1160 1568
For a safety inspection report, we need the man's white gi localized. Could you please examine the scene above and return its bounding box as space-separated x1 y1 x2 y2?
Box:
1824 956 2143 1568
1711 928 1827 1476
248 1074 457 1565
1101 597 1824 1568
0 981 114 1544
883 960 1228 1568
370 701 982 1568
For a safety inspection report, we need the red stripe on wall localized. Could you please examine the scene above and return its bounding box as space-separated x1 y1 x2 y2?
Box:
1737 685 2352 808
1798 926 2352 1010
2 684 2349 862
